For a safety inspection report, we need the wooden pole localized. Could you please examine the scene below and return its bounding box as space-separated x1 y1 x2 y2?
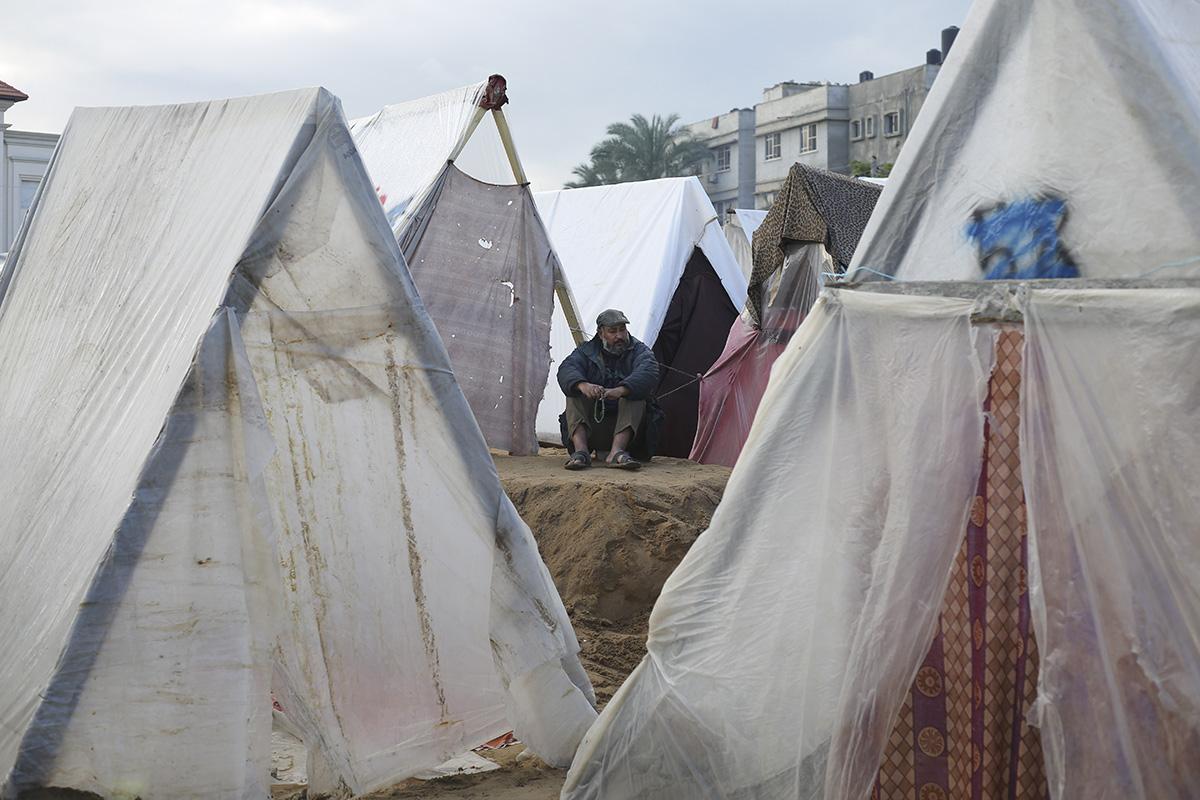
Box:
554 264 588 346
491 108 528 185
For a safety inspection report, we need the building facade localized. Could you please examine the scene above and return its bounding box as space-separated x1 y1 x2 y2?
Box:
683 27 957 211
1 80 60 255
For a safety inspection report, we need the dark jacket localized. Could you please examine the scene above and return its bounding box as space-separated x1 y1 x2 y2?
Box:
557 336 664 459
557 335 660 400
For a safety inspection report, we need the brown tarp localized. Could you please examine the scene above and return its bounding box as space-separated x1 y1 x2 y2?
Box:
398 163 558 454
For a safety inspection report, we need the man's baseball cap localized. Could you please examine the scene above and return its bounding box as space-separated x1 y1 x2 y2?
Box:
596 309 630 328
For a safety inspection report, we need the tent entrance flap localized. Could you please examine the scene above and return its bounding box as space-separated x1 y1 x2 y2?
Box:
651 247 738 458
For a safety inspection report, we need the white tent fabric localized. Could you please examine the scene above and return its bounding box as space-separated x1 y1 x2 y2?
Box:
533 177 747 439
849 0 1200 281
563 290 994 799
0 88 594 799
348 81 511 232
562 284 1200 799
725 209 768 282
1022 288 1200 799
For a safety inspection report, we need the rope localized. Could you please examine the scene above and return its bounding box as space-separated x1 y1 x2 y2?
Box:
655 374 704 402
592 396 606 423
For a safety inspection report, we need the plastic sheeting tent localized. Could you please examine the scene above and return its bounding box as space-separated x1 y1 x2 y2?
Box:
534 177 748 457
723 208 767 282
0 88 596 799
691 166 880 467
351 77 570 455
563 282 1200 800
848 0 1200 281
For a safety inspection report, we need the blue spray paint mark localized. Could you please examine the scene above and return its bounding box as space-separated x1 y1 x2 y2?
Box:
966 197 1080 280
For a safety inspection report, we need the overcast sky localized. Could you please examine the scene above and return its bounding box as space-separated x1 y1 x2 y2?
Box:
1 0 972 188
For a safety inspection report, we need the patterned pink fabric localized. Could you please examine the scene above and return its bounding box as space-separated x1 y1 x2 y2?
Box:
871 330 1047 800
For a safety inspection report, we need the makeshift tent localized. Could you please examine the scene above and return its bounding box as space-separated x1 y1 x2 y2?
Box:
351 77 584 455
0 88 595 799
723 208 767 282
534 177 747 458
849 0 1200 282
690 165 880 466
563 280 1200 800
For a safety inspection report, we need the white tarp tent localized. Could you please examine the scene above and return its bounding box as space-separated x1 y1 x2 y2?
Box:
533 177 748 447
351 79 569 455
849 0 1200 282
724 208 767 282
562 284 1200 800
0 88 595 799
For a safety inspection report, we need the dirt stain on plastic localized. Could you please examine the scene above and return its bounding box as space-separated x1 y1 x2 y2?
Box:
386 337 449 720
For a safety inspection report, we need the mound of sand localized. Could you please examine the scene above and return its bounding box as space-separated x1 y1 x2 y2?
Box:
495 449 731 702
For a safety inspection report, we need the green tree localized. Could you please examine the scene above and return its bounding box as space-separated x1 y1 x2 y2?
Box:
849 159 894 178
565 113 712 188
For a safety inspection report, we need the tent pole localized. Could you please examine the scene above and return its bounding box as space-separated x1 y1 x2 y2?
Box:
447 106 487 164
554 265 588 346
492 108 528 185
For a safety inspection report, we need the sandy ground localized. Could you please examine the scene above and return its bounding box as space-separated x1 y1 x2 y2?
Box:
496 448 730 702
275 449 730 799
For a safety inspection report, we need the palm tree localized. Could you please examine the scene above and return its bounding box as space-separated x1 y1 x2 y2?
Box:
565 113 712 188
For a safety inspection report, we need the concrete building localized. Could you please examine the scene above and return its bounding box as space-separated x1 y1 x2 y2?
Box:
684 26 958 211
1 80 59 255
846 63 941 172
680 108 756 215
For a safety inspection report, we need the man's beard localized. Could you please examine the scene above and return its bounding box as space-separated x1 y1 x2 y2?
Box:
602 338 629 356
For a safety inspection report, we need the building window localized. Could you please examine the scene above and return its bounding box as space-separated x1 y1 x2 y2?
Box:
800 123 818 153
715 145 731 172
19 179 38 212
865 116 876 138
851 119 863 141
764 132 782 161
883 111 902 137
756 191 777 210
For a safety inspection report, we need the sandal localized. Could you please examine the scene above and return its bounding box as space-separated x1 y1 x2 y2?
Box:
610 450 641 471
564 450 591 471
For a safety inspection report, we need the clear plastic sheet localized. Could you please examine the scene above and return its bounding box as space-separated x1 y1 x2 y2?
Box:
563 290 994 799
533 177 747 439
0 89 321 798
1 88 594 798
849 0 1200 281
689 242 830 466
1021 288 1200 799
348 81 511 232
724 209 767 282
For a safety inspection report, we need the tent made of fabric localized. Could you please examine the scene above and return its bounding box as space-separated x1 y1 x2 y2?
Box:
724 208 767 282
848 0 1200 282
0 88 596 799
351 77 585 456
533 177 747 458
563 280 1200 800
690 165 879 467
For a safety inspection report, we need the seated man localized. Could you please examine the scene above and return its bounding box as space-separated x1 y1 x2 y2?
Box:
557 309 659 471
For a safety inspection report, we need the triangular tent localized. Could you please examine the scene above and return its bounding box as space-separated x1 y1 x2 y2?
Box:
849 0 1200 281
351 77 584 455
0 88 595 798
723 208 766 282
534 177 748 458
690 165 880 466
564 280 1200 799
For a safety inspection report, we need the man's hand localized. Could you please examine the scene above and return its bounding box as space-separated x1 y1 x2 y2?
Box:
577 382 605 400
604 385 630 399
